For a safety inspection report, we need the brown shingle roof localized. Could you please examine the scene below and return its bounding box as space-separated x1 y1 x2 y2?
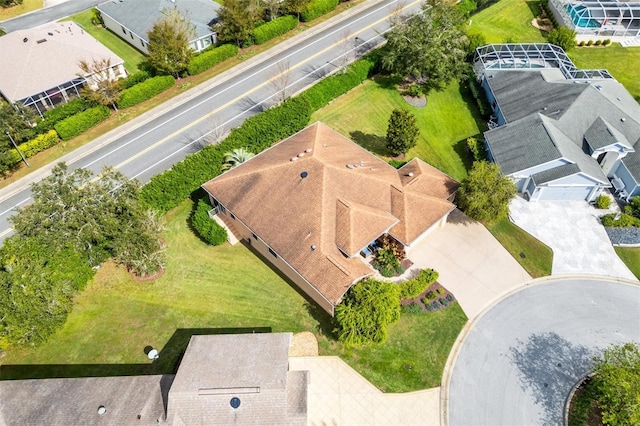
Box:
202 123 458 308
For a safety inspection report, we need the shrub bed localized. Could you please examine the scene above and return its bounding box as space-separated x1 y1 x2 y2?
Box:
119 70 152 89
191 197 228 245
54 106 111 140
34 98 88 134
301 0 339 22
187 44 239 75
595 194 611 209
252 15 298 45
399 268 439 300
117 75 175 109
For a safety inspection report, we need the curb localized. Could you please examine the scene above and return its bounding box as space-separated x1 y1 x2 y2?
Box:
439 274 640 426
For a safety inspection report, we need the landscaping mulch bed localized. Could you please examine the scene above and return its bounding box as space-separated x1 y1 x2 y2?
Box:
400 282 457 313
402 95 427 108
605 226 640 245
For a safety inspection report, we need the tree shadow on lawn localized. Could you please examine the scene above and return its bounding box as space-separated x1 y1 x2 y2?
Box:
509 331 597 425
372 74 403 91
350 130 388 157
0 327 272 381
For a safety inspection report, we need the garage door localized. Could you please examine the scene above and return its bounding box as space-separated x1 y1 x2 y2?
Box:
537 186 594 201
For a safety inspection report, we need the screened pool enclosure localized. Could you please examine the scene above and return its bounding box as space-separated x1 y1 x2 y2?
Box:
550 0 640 37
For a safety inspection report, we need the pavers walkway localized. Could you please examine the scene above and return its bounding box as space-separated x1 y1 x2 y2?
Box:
509 197 636 281
289 357 440 425
403 209 531 320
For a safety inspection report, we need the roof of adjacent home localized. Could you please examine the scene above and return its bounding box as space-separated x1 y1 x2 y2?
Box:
0 22 124 102
202 122 459 307
97 0 219 42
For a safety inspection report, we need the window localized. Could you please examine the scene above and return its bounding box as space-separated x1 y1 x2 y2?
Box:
252 233 257 240
121 26 126 35
268 248 277 259
230 213 236 220
130 32 134 40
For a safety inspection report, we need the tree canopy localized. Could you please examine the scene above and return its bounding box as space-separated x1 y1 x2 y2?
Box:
386 108 419 156
214 0 262 46
456 161 516 223
78 58 123 110
147 7 196 76
382 0 468 92
547 26 577 52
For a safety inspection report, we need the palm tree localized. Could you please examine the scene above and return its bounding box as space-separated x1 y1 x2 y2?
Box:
221 148 255 171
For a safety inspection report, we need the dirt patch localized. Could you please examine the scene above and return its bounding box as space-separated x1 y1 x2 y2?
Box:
130 267 166 282
289 332 318 357
402 95 427 108
531 17 553 32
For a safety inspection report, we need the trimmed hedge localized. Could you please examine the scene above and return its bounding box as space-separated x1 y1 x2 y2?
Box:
3 130 60 165
119 70 151 89
34 98 88 134
140 56 377 213
54 106 111 140
252 15 298 45
301 0 339 22
191 198 228 245
399 268 439 300
117 75 175 109
187 44 239 75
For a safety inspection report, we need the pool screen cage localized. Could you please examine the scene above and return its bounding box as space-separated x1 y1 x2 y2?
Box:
550 0 640 37
473 43 614 80
18 77 86 118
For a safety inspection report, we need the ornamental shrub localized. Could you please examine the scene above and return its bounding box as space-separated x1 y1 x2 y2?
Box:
119 70 151 89
466 136 486 162
595 194 611 209
187 44 238 75
603 38 611 46
252 15 298 45
117 75 175 109
578 41 586 47
595 39 602 46
191 198 228 245
399 268 439 299
54 106 110 140
587 40 594 46
34 98 88 133
601 213 640 227
301 0 339 22
9 130 60 159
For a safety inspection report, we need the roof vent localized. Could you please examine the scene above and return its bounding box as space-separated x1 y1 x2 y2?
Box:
301 171 308 178
323 144 328 148
311 245 316 251
305 148 312 153
48 32 53 36
616 97 621 101
346 164 356 169
407 172 414 177
595 85 603 91
290 157 298 162
98 406 106 415
298 152 305 157
230 397 241 409
23 37 28 43
621 118 626 122
36 39 47 44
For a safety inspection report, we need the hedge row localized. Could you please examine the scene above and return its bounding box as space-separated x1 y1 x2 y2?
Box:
119 70 152 89
140 56 377 213
54 106 111 140
4 130 60 165
301 0 339 22
117 75 175 109
191 198 228 245
187 44 239 75
34 98 88 134
252 15 298 45
399 268 439 300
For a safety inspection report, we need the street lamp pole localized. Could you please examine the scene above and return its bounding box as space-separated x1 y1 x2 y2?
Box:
4 130 30 168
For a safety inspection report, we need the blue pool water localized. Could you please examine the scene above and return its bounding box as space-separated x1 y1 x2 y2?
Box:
567 5 601 28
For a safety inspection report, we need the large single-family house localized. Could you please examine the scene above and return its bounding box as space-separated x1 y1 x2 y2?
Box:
97 0 220 54
0 333 308 425
0 22 126 117
474 43 640 202
201 122 460 315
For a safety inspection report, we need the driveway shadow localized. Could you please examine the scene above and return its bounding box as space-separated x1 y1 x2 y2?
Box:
509 332 597 425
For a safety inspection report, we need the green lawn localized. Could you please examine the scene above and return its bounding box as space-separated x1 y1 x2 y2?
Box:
63 10 146 74
467 0 547 43
485 218 553 278
0 0 42 21
311 77 483 181
0 199 467 392
614 247 640 280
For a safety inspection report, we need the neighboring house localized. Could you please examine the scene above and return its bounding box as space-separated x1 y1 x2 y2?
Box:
202 122 459 316
0 22 126 117
0 333 308 425
97 0 220 54
549 0 640 40
474 43 640 202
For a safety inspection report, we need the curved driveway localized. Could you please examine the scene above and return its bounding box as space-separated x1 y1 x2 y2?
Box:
446 277 640 425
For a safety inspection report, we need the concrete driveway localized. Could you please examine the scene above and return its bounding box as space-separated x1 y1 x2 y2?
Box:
445 277 640 425
509 197 636 281
405 209 531 320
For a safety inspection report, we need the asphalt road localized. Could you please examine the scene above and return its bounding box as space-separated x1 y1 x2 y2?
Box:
447 278 640 425
0 0 104 32
0 0 423 241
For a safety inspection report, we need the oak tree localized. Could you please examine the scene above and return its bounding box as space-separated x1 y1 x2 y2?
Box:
147 7 195 76
456 161 516 223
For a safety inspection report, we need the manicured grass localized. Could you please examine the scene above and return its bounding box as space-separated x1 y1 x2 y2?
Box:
569 45 640 100
0 0 42 21
63 10 145 74
485 217 553 278
467 0 547 43
614 246 640 280
0 199 467 392
311 77 483 181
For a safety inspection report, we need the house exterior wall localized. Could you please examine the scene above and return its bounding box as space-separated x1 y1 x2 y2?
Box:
404 213 451 250
481 77 506 124
611 161 640 198
101 12 149 53
210 197 339 316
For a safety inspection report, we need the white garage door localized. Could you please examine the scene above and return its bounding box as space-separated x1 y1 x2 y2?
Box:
538 186 594 201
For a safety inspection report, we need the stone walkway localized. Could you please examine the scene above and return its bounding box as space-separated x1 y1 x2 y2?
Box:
289 357 440 425
509 197 636 281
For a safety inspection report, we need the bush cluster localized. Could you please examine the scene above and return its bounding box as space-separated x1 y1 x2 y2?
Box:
54 106 110 140
301 0 339 22
466 136 486 162
191 198 228 245
187 44 239 75
34 98 88 134
399 268 439 300
117 75 175 109
457 0 477 16
140 56 376 213
252 15 298 45
463 68 492 117
12 130 60 159
595 194 611 209
602 197 640 227
119 70 152 89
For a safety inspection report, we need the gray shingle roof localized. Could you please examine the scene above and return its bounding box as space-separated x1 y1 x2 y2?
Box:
97 0 219 42
532 163 580 184
584 117 632 150
485 113 561 175
622 147 640 182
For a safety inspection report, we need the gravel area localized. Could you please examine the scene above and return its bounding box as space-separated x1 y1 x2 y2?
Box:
605 226 640 245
